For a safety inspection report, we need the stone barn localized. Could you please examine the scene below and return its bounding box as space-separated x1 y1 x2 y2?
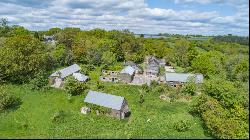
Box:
84 90 130 119
119 66 135 83
165 72 204 87
49 64 88 88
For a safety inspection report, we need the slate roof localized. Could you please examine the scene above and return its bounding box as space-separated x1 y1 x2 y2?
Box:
73 72 89 82
165 73 203 83
124 61 137 67
120 66 135 75
50 64 81 78
84 90 125 110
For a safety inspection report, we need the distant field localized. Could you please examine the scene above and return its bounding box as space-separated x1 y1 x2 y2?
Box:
188 37 210 41
0 69 212 139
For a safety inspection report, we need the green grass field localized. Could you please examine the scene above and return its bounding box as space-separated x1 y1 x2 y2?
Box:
0 69 212 138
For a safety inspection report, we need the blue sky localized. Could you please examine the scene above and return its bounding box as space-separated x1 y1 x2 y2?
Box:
0 0 249 36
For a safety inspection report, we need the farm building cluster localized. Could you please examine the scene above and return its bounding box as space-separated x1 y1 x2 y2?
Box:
99 55 203 87
48 55 203 119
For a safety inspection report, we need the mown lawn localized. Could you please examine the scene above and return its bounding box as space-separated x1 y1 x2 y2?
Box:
0 69 212 138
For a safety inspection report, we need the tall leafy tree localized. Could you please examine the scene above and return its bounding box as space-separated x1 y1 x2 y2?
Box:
0 35 52 83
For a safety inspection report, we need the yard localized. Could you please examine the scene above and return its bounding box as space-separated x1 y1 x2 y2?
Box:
0 69 212 139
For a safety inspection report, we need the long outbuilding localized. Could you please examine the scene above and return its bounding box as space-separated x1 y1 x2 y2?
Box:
84 90 130 119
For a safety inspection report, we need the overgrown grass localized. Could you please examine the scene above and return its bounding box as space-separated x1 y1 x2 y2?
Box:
0 69 212 138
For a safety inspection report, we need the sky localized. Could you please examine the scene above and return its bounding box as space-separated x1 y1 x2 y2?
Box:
0 0 249 36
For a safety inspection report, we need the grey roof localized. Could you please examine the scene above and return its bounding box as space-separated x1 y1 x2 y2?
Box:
124 61 137 67
73 72 89 82
84 90 125 110
50 64 80 78
120 66 135 75
165 73 203 83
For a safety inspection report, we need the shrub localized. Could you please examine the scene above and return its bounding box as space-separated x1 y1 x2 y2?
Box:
142 84 150 93
174 120 191 132
139 93 145 104
0 90 21 111
181 77 197 96
96 81 104 89
29 71 49 90
51 110 65 123
64 76 88 96
86 103 111 114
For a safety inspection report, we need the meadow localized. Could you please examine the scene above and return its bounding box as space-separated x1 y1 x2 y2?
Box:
0 68 212 139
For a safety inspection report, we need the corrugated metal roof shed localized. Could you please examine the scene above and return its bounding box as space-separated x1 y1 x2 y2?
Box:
84 90 125 110
73 72 89 82
50 64 80 78
165 72 203 83
120 66 135 75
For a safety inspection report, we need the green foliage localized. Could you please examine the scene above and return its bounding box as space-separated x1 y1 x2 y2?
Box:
139 93 145 104
0 90 21 111
0 35 52 83
190 77 249 139
0 18 10 37
191 51 226 78
29 71 49 90
142 84 150 93
46 28 61 36
51 110 65 123
34 32 40 39
181 77 197 96
174 120 191 132
52 44 67 66
64 76 88 96
232 58 249 82
8 26 30 36
85 102 111 114
96 81 104 89
55 27 80 48
101 51 117 65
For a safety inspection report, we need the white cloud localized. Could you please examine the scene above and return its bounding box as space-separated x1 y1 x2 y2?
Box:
0 0 248 35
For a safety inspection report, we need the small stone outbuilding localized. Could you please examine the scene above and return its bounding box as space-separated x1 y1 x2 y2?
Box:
119 66 135 83
84 90 130 119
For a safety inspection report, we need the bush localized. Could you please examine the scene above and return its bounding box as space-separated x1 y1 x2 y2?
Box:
190 94 249 139
51 110 65 123
181 77 197 96
86 103 111 114
96 81 104 89
142 84 150 93
174 120 191 132
138 93 145 104
0 90 21 111
29 71 49 90
64 76 88 96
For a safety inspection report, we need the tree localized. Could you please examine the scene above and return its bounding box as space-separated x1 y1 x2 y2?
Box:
101 51 117 66
52 44 67 66
0 18 10 37
34 31 40 39
0 35 52 83
56 27 80 48
232 58 249 82
64 76 88 96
